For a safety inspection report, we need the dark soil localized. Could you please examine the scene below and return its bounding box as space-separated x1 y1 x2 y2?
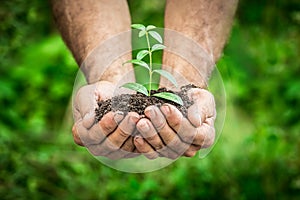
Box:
95 84 198 122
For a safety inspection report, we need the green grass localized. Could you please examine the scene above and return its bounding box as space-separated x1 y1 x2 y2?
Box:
1 0 300 199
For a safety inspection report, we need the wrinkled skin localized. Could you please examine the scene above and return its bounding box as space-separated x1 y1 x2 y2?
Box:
72 81 216 160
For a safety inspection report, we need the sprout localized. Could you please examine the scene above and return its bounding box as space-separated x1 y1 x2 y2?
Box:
121 24 183 106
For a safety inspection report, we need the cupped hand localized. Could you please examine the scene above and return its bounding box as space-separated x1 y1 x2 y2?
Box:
134 88 216 160
72 81 140 159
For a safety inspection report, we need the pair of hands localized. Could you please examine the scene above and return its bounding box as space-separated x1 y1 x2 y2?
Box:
72 81 216 160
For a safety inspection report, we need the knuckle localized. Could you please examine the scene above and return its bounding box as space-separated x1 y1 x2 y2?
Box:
118 128 131 139
100 113 116 132
155 121 167 132
169 117 182 129
153 143 164 150
101 121 115 133
144 134 158 143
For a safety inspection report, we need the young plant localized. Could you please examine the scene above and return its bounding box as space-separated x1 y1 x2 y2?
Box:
121 24 183 105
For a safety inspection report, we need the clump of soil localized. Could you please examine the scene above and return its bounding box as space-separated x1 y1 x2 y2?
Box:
95 84 198 122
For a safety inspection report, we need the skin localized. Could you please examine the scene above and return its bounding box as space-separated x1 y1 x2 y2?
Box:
52 0 238 159
134 0 238 159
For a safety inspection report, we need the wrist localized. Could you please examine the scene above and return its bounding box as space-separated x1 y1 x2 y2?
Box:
162 52 209 89
81 52 134 85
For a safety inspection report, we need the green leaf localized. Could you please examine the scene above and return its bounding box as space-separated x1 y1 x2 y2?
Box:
146 25 156 31
120 82 148 96
148 31 163 43
139 30 146 37
123 59 150 70
137 50 149 60
153 69 178 87
153 92 183 105
131 24 146 31
151 44 166 52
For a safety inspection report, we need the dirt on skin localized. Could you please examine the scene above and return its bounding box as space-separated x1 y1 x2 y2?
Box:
95 84 198 122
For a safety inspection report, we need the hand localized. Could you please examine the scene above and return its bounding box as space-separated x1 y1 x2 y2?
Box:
134 88 216 159
72 81 140 160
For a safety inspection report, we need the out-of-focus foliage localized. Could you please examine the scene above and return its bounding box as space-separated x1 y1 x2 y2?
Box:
0 0 300 199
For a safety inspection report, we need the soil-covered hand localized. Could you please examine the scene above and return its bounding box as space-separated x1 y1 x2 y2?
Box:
134 88 216 159
72 81 140 159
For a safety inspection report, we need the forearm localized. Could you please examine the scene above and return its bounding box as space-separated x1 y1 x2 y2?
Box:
51 0 132 84
163 0 238 87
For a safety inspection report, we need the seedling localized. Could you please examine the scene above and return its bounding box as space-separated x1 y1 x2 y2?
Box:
121 24 183 105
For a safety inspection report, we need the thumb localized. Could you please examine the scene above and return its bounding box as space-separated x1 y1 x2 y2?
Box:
82 111 96 129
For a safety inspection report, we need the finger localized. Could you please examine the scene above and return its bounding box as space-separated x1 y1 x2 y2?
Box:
73 106 82 124
105 151 128 160
183 145 201 157
123 148 141 159
120 136 135 152
123 151 141 159
105 148 137 160
74 112 122 146
160 104 196 144
88 139 119 156
82 111 96 129
107 112 140 148
195 118 216 148
157 146 181 160
160 103 183 130
187 103 202 127
123 147 141 159
74 84 97 118
188 88 216 120
134 136 159 160
85 112 138 157
136 118 164 150
99 111 124 136
75 120 105 145
88 140 137 158
145 106 188 157
72 124 84 146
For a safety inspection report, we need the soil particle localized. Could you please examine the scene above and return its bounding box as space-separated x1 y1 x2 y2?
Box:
95 84 198 122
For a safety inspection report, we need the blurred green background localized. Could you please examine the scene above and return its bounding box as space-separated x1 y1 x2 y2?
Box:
1 0 300 199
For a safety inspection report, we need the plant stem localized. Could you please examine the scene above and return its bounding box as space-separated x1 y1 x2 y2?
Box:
145 31 152 96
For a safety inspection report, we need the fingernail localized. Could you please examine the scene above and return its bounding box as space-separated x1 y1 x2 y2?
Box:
140 120 150 132
114 111 124 124
145 106 157 118
161 104 171 115
135 136 144 145
130 114 140 123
